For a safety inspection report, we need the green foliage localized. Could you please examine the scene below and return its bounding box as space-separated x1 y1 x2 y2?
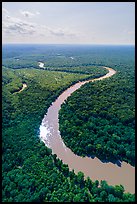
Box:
2 44 135 202
59 54 135 166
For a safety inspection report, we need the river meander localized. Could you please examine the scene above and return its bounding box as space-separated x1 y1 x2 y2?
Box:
39 66 135 193
13 83 27 94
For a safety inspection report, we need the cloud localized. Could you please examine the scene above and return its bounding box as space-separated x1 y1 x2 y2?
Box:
47 27 77 38
2 8 9 15
2 8 77 41
2 15 37 35
2 7 10 20
36 11 40 15
20 10 40 18
49 29 65 37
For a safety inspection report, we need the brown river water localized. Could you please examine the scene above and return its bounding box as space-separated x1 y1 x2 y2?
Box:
14 83 27 94
39 67 135 193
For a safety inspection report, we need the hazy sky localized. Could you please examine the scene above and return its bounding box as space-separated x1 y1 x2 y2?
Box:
2 2 135 45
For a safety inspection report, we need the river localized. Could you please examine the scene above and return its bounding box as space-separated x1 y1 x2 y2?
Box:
13 83 27 94
39 66 135 193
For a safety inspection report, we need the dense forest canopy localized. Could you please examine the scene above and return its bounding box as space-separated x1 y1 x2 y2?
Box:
2 44 135 202
2 44 134 68
59 45 135 166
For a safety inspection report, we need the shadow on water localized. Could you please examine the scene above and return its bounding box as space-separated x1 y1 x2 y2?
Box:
87 154 122 167
100 159 122 167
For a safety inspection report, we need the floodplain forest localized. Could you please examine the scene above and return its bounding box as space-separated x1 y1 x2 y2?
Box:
2 44 135 202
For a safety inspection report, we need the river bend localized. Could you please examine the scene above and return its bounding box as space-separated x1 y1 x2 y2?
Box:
39 66 135 193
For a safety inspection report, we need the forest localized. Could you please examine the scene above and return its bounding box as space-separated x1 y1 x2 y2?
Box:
59 45 135 166
2 44 135 202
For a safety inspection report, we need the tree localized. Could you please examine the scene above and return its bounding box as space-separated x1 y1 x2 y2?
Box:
114 185 125 198
73 193 83 202
100 190 108 201
85 176 93 191
76 171 84 187
108 194 116 202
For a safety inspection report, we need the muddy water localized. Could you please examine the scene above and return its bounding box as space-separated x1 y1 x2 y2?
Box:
39 67 135 193
14 83 27 94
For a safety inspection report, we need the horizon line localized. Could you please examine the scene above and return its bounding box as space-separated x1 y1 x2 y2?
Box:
2 43 135 46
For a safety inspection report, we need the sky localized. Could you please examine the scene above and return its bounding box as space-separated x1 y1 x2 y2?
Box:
2 2 135 45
